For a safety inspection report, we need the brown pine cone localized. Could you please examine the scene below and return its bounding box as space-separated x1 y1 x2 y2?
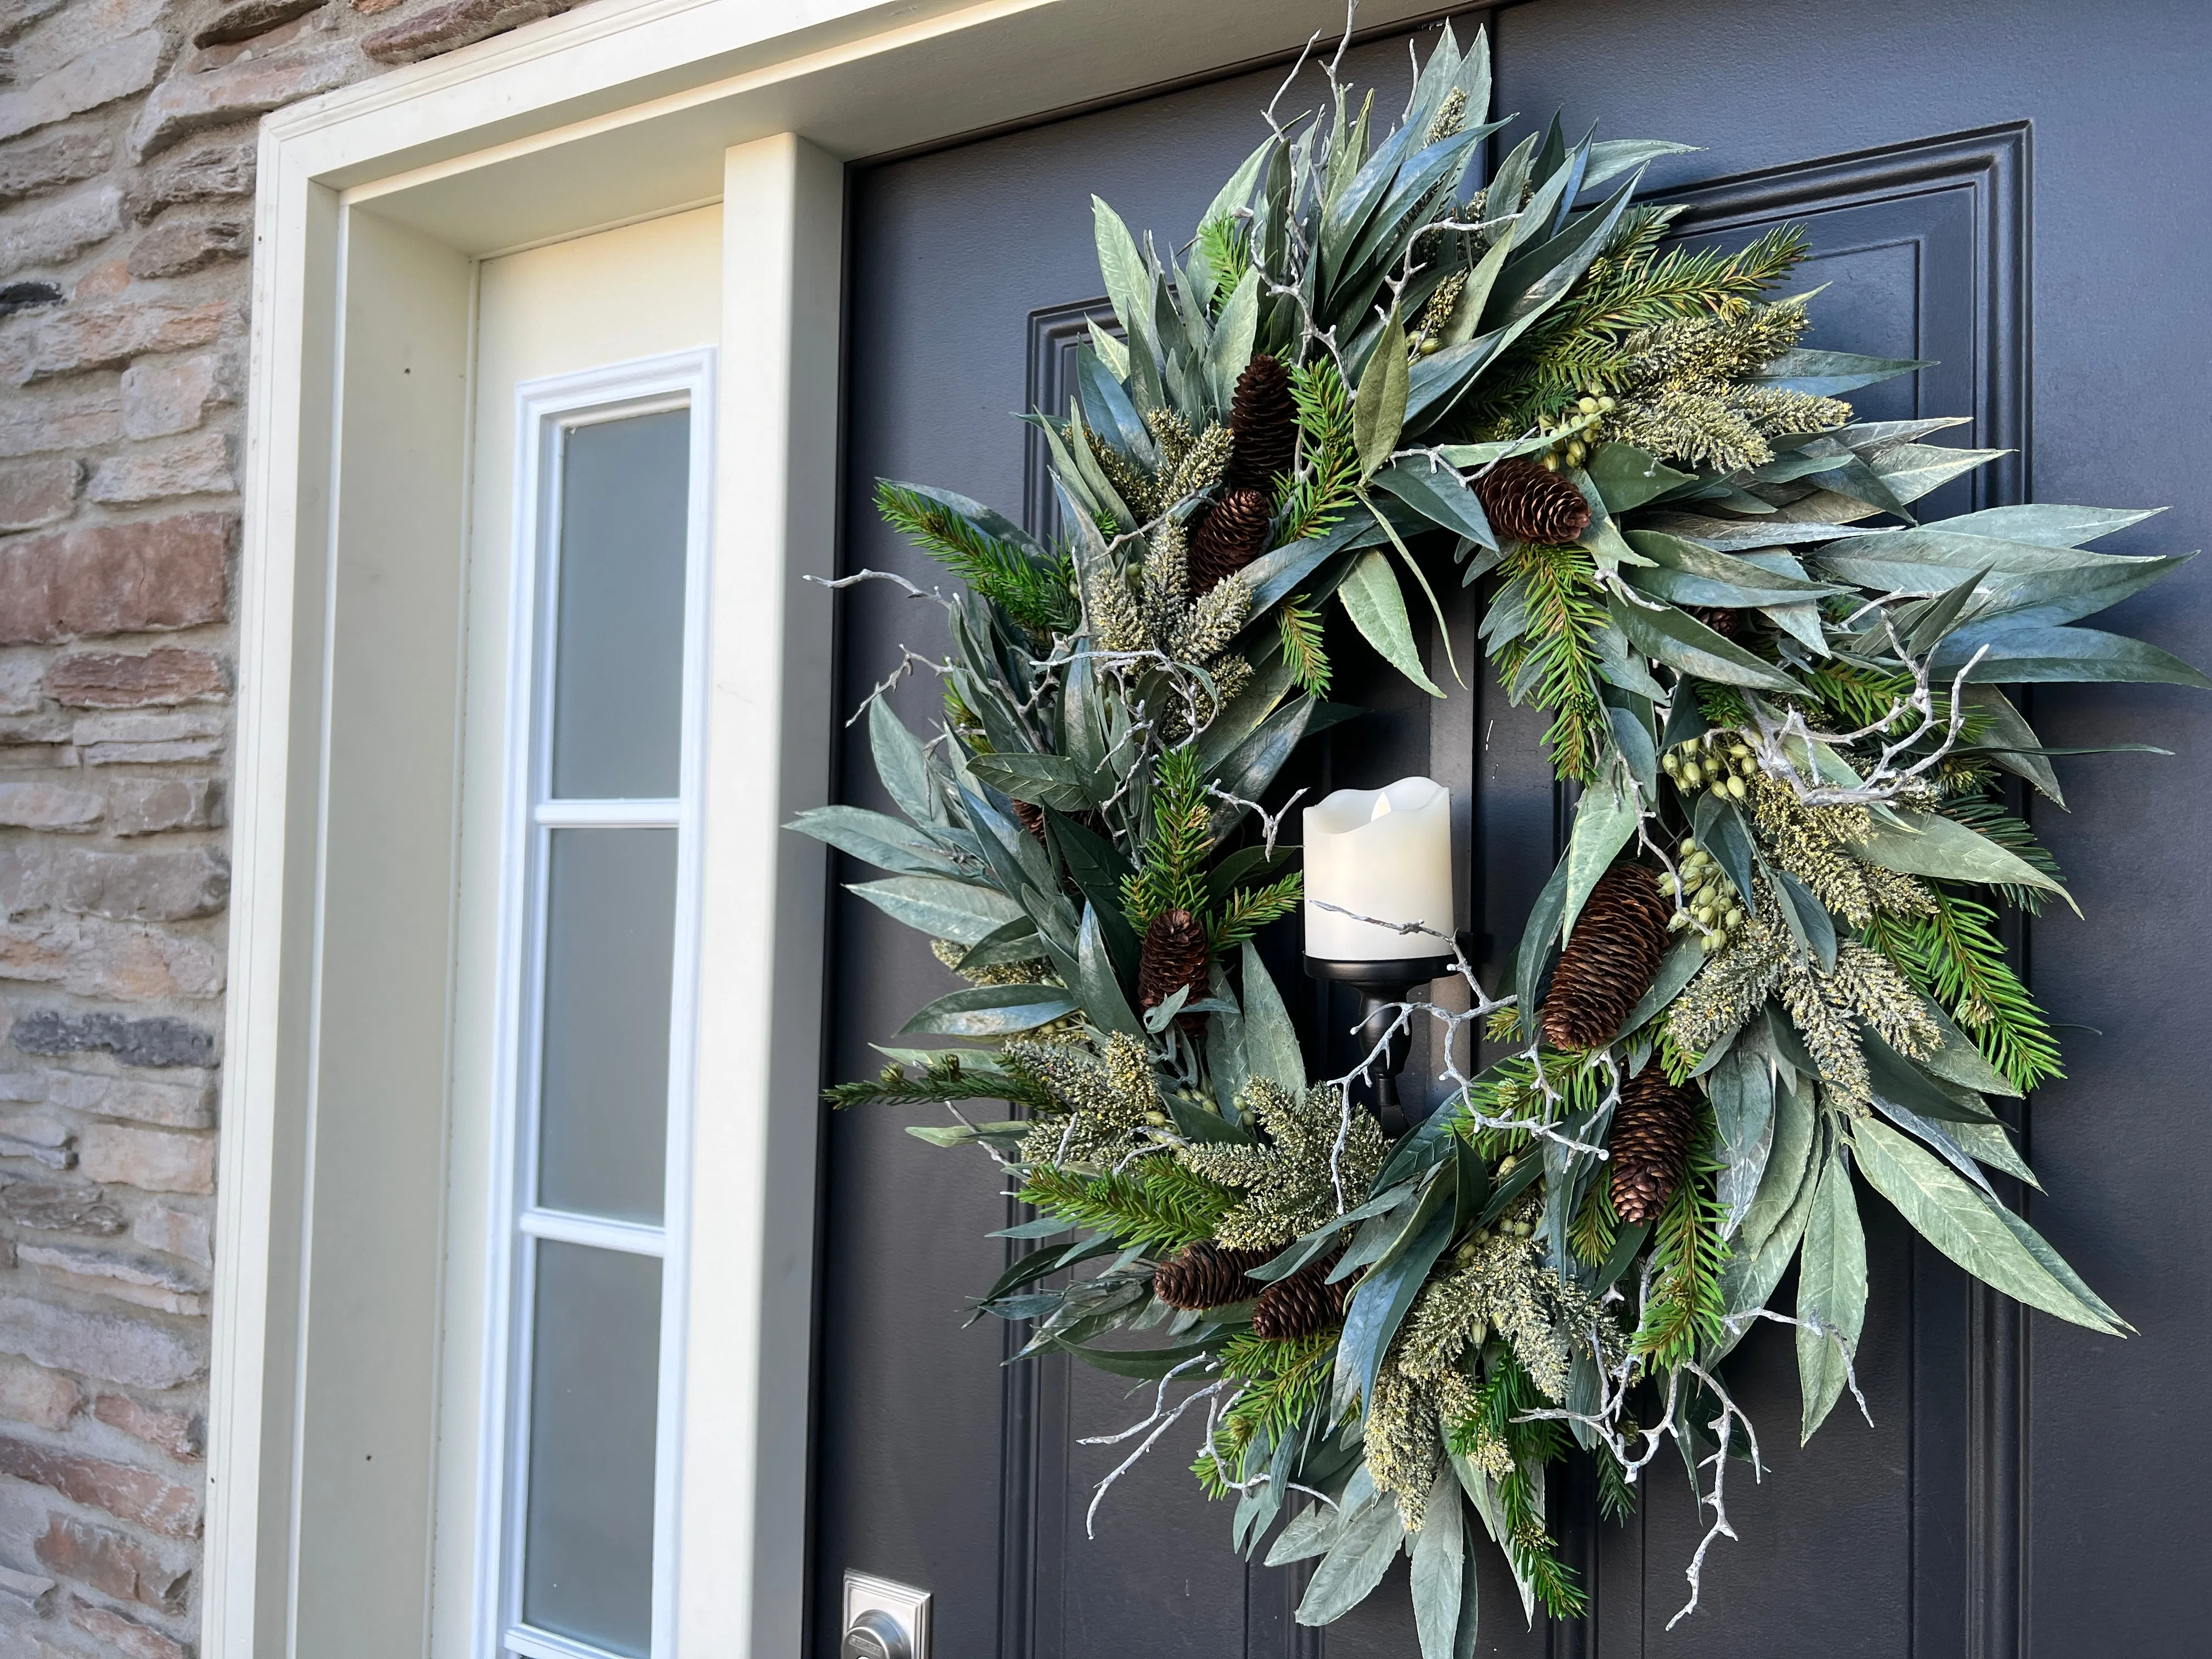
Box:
1251 1255 1348 1340
1688 605 1745 642
1189 487 1272 594
1472 457 1593 545
1225 353 1298 494
1541 862 1673 1051
1011 799 1048 842
1154 1241 1271 1310
1138 908 1210 1023
1609 1065 1700 1224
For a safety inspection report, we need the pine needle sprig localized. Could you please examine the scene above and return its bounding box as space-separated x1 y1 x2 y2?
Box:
1123 746 1215 928
1278 359 1360 541
1568 1177 1619 1269
1936 791 2063 914
1278 599 1333 695
1468 223 1809 432
1018 1160 1235 1254
1194 1331 1336 1496
1211 872 1302 951
1594 1441 1638 1523
1865 893 2063 1092
1449 1354 1583 1618
1630 1122 1730 1370
1194 212 1252 312
876 480 1077 636
827 1053 1054 1113
1491 545 1609 783
1801 660 1918 733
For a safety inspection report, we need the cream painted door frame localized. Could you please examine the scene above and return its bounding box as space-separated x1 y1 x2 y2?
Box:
221 2 1449 1655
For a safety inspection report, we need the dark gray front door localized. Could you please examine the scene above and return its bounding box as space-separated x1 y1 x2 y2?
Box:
816 3 2212 1653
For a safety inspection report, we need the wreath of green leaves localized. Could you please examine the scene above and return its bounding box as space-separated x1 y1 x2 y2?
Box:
795 20 2202 1644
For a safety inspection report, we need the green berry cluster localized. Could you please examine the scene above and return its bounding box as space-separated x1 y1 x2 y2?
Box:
1662 731 1759 801
1658 837 1747 953
1539 384 1617 471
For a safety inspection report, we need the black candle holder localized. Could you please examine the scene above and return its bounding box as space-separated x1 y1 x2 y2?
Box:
1305 953 1455 1126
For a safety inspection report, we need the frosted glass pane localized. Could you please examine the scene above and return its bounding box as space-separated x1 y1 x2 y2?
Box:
521 1242 661 1656
551 409 690 799
538 828 675 1221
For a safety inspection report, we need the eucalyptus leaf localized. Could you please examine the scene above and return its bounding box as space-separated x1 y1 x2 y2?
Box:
786 804 957 877
1617 936 1706 1037
1410 1474 1466 1659
1374 459 1496 548
1708 1040 1776 1235
899 983 1078 1037
1933 623 2212 690
1561 765 1639 941
848 874 1025 944
1738 1070 1814 1255
1750 347 1931 396
1607 591 1804 693
1077 902 1143 1036
1240 941 1305 1096
1850 1118 2121 1333
1267 1488 1362 1566
1296 1492 1406 1626
1852 809 2072 906
1355 312 1410 481
867 696 939 827
1334 1200 1455 1419
1795 1144 1867 1442
969 752 1097 811
1586 442 1695 513
1340 549 1444 697
1937 503 2164 548
1513 851 1573 1042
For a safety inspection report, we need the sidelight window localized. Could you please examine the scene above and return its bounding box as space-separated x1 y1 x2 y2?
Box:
482 354 713 1659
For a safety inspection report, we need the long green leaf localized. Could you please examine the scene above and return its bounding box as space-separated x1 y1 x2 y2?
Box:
1850 1118 2121 1333
786 805 955 877
1934 624 2212 689
968 752 1097 811
1561 765 1638 941
1606 591 1803 694
1410 1474 1466 1659
1296 1492 1406 1625
1795 1143 1868 1441
899 983 1077 1037
848 874 1025 943
1239 941 1305 1096
1852 809 2071 904
1340 549 1442 696
1354 312 1410 482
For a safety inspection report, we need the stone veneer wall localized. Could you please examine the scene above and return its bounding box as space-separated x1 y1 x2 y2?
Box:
0 0 592 1647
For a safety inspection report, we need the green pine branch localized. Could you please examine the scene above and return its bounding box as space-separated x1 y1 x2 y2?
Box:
1466 222 1809 433
1277 359 1359 540
1122 745 1214 928
1491 545 1609 783
1449 1353 1584 1618
876 480 1077 637
826 1053 1053 1113
1277 599 1333 696
1194 1331 1335 1497
1210 873 1302 951
1631 1123 1730 1370
1019 1160 1234 1254
1866 891 2063 1092
1935 791 2063 915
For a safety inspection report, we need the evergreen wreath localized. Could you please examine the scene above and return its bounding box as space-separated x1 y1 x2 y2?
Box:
796 20 2203 1644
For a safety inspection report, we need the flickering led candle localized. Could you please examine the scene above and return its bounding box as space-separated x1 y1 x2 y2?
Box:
1302 777 1454 963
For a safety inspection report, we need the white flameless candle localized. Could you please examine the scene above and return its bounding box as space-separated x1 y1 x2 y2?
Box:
1302 777 1454 962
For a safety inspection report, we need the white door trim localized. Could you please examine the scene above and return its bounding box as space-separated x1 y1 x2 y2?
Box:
218 2 1446 1655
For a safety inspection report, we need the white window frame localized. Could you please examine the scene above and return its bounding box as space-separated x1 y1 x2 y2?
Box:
481 350 717 1659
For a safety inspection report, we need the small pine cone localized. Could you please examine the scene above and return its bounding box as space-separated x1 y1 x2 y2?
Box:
1189 488 1272 594
1154 1241 1271 1310
1609 1065 1700 1224
1225 354 1298 494
1472 457 1593 545
1541 862 1673 1050
1011 799 1048 843
1138 909 1210 1020
1251 1256 1347 1340
1688 605 1744 641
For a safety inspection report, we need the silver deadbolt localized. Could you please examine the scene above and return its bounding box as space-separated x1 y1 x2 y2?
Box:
844 1609 910 1659
843 1571 928 1659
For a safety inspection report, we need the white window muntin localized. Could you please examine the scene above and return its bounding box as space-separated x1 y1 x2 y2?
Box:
479 348 715 1659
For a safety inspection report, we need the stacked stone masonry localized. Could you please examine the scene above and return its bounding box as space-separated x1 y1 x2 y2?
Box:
1 0 592 1644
